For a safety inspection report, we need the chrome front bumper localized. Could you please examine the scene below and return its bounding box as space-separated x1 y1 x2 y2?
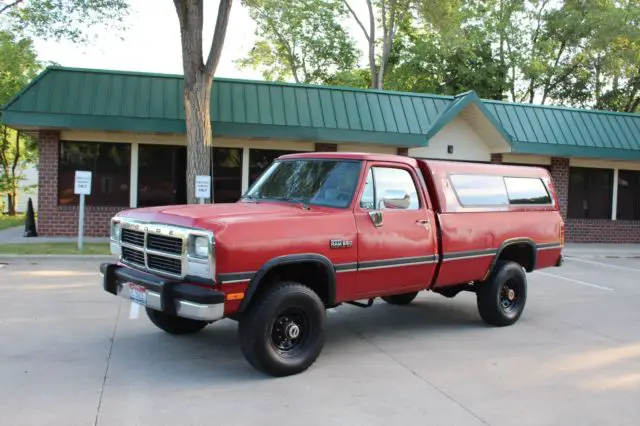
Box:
100 262 225 322
115 282 224 321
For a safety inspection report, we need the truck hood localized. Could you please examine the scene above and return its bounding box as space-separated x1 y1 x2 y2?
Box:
116 201 321 229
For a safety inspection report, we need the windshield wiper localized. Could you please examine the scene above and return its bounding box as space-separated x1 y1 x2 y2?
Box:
267 196 311 210
296 201 311 210
240 194 261 203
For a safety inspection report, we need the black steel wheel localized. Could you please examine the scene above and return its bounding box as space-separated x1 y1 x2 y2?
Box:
239 281 325 377
145 308 209 335
382 291 419 305
476 260 527 326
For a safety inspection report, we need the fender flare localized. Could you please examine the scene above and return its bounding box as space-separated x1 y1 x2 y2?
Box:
485 238 538 279
238 253 337 312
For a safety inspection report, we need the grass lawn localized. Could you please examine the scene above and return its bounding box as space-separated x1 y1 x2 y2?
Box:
0 242 111 255
0 214 25 231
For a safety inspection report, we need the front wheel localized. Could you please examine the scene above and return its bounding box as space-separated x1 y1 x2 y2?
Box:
476 260 527 326
238 281 326 377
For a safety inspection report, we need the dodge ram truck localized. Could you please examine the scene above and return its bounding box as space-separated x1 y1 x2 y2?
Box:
100 152 564 377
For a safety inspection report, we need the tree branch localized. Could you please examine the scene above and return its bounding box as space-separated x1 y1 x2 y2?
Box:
255 8 300 83
173 0 205 82
526 0 550 103
342 0 370 41
205 0 233 77
0 0 24 16
366 0 376 88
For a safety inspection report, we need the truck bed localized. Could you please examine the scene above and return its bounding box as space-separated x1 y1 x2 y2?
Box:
416 159 564 288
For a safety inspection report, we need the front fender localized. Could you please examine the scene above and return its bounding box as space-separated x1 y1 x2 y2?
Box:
238 253 337 312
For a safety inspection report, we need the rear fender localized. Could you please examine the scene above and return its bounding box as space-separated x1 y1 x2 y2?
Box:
483 238 537 280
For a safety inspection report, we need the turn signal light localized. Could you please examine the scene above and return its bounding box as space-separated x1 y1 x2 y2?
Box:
226 292 245 301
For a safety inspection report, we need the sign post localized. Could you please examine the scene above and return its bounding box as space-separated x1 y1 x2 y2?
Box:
74 170 92 250
195 175 211 204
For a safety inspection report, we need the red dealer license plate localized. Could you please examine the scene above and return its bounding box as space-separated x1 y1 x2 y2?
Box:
129 283 147 306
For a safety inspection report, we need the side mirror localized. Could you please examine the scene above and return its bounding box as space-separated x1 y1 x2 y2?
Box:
381 189 411 210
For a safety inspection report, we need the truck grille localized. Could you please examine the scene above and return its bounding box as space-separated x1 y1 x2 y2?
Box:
147 254 182 275
122 246 145 266
147 234 182 254
119 226 185 277
122 229 144 246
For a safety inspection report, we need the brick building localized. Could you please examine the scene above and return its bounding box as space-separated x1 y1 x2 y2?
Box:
2 66 639 242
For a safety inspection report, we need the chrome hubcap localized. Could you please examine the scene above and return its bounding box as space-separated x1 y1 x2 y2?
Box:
286 323 300 339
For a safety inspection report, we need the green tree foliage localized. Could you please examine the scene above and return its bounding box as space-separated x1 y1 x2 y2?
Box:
238 0 359 83
0 0 130 43
383 21 509 99
241 0 639 112
0 31 41 215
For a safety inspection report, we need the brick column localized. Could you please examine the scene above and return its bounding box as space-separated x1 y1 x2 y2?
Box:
315 143 337 152
550 157 569 219
35 130 128 237
490 153 503 164
37 130 61 236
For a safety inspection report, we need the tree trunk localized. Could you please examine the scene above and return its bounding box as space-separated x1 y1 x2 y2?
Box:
173 0 232 204
184 75 213 204
7 193 15 216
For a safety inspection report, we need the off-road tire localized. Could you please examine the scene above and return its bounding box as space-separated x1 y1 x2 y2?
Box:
146 308 209 335
382 291 419 305
476 260 527 326
238 281 325 377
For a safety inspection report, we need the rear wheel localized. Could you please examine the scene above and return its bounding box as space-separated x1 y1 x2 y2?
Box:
146 308 209 335
238 281 326 377
476 260 527 326
382 291 419 305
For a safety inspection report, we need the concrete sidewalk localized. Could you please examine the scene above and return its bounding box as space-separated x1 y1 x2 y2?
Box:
0 226 108 244
563 243 640 259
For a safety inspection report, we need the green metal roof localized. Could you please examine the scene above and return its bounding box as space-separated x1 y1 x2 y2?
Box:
485 101 640 161
1 66 453 146
2 66 640 159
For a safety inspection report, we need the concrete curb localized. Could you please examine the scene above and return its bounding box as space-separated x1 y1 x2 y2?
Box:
0 255 116 261
565 254 640 260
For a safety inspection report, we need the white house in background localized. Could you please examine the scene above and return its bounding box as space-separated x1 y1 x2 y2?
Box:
1 163 38 213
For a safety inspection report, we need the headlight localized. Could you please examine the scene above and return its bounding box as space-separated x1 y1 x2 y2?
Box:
111 221 121 241
192 236 210 258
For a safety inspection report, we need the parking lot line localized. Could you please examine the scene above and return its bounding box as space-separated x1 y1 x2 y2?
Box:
566 257 640 273
533 270 615 292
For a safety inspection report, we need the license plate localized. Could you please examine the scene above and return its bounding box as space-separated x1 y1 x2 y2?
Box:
129 283 147 306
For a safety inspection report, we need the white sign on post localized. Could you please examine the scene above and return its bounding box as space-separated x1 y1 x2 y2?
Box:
74 170 92 250
195 175 211 204
74 171 92 195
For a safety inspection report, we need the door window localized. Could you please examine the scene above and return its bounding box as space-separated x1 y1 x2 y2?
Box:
360 166 420 210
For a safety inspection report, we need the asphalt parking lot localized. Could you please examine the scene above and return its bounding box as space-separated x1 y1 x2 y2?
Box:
1 254 639 426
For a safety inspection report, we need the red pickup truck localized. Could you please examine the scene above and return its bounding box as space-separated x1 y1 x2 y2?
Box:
100 152 564 376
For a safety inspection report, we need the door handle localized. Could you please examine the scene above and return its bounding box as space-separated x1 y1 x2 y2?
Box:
416 219 430 225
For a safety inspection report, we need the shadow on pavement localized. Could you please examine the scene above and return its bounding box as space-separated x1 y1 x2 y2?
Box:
106 295 485 383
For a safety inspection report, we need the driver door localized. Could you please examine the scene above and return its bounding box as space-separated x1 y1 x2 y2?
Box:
354 162 438 298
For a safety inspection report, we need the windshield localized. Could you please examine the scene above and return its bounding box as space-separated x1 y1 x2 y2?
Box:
243 159 362 208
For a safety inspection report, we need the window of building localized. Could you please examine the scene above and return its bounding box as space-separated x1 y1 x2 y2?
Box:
449 174 509 206
58 141 130 206
248 148 300 187
212 147 243 203
360 167 420 210
617 170 640 220
567 167 613 219
138 144 187 207
504 177 552 205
